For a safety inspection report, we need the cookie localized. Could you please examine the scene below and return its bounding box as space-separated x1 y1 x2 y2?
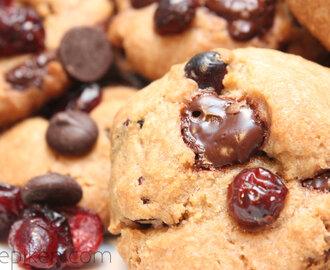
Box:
286 0 330 51
0 0 114 127
108 48 330 269
0 86 136 226
108 0 328 80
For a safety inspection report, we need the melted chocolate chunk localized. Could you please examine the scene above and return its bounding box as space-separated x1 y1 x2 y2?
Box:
181 92 266 168
206 0 276 41
184 51 227 94
5 51 56 90
302 171 330 192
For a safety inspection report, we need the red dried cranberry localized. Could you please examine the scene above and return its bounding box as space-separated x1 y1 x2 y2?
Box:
0 184 26 237
66 83 103 113
302 171 329 192
227 168 288 229
6 51 56 91
8 217 59 269
56 206 103 267
0 6 45 57
184 51 227 93
154 0 198 35
206 0 276 41
131 0 159 8
23 205 74 268
0 0 12 6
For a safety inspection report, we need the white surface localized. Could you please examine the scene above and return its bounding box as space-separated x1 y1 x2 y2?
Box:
0 235 127 270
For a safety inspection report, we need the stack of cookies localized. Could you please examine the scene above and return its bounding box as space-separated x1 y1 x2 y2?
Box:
0 0 329 269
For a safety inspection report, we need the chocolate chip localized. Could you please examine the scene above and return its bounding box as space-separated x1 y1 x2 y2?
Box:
206 0 276 41
184 51 227 94
137 120 144 128
181 92 266 169
59 27 113 82
22 173 83 206
5 51 56 90
46 111 98 156
302 171 329 192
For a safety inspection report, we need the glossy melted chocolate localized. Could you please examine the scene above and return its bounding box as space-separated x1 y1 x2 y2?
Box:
181 92 266 168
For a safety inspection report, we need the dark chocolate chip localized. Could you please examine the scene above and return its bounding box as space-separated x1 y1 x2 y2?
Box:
138 176 145 185
184 51 227 94
5 51 56 90
206 0 276 41
137 120 144 128
46 110 99 156
59 27 113 82
22 173 83 206
302 171 330 192
181 92 266 169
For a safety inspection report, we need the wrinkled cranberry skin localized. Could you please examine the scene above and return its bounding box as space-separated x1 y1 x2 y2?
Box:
154 0 198 35
8 217 58 269
56 206 104 267
0 184 26 237
0 0 13 6
227 168 288 229
0 6 45 57
184 51 227 94
131 0 159 8
302 171 329 192
23 205 74 268
66 83 103 113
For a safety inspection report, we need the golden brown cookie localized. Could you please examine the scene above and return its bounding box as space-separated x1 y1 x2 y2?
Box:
0 86 136 226
109 48 330 269
0 0 114 127
109 0 327 80
286 0 330 51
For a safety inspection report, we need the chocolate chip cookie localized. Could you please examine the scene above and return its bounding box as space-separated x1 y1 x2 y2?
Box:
286 0 330 51
109 48 330 269
109 0 328 80
0 0 113 127
0 86 136 226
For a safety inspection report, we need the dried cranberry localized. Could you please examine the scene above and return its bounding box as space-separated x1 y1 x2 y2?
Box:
0 184 26 237
6 51 56 90
0 6 45 57
302 171 329 192
65 83 103 113
23 205 74 268
56 206 103 267
8 217 58 269
0 0 12 6
227 168 288 229
154 0 197 35
206 0 276 41
184 51 227 93
131 0 159 8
